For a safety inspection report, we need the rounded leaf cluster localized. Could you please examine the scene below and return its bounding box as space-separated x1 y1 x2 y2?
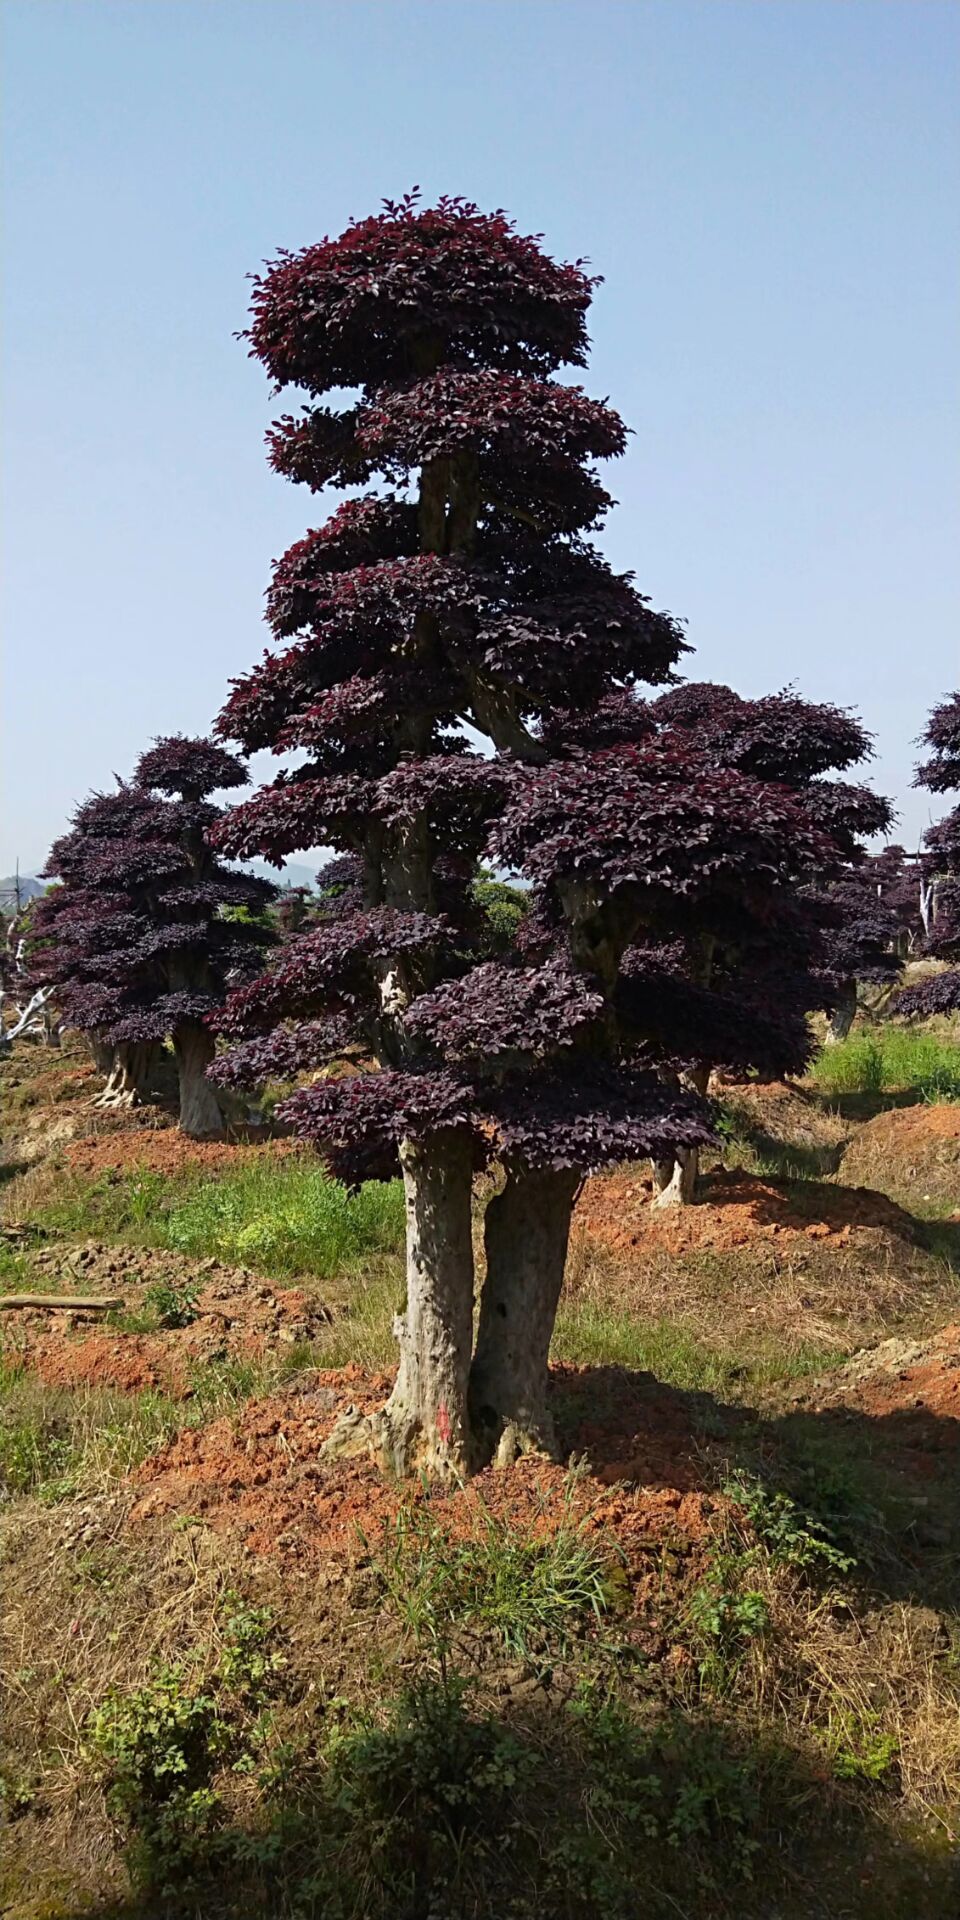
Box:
246 193 596 393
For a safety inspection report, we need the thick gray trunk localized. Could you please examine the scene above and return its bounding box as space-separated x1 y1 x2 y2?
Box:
173 1023 225 1138
825 981 857 1046
470 1167 580 1467
322 1131 475 1478
651 1064 710 1209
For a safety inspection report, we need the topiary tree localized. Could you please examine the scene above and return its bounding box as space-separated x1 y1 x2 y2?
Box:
212 195 854 1476
814 866 902 1041
32 737 276 1134
614 684 894 1198
894 693 960 1019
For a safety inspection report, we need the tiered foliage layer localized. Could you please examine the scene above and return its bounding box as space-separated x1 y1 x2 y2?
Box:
33 737 275 1135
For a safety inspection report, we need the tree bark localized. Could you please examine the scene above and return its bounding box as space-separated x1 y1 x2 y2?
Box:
651 1149 699 1208
322 1131 475 1478
173 1023 225 1138
91 1042 158 1109
88 1033 115 1077
824 980 857 1046
470 1167 580 1467
651 1064 710 1209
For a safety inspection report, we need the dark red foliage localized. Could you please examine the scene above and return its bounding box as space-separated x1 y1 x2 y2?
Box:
32 739 275 1071
894 969 960 1018
808 871 902 993
493 743 835 902
914 692 960 794
216 197 880 1181
484 1065 712 1174
653 684 871 781
207 1016 361 1092
245 192 596 393
405 956 605 1065
213 910 450 1038
615 951 815 1079
133 736 250 799
276 1068 487 1185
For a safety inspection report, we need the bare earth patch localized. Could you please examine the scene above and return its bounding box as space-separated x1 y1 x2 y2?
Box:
130 1362 722 1569
3 1242 335 1395
840 1104 960 1211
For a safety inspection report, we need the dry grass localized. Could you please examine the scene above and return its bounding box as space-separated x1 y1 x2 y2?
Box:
560 1217 956 1372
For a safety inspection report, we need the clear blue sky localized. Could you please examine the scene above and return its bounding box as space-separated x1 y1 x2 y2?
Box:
2 0 957 875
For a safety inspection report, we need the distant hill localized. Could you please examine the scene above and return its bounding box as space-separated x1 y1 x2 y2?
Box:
0 874 45 912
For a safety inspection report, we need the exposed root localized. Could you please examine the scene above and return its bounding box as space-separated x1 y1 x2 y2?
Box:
489 1416 560 1471
91 1084 142 1111
320 1393 468 1481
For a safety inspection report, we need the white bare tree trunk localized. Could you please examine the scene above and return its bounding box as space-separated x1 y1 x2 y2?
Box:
824 980 857 1046
651 1064 710 1208
91 1043 156 1109
651 1148 700 1208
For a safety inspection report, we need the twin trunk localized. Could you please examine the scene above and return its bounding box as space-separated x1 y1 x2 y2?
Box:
323 1150 580 1480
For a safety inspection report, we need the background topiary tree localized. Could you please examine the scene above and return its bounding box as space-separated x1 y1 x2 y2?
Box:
608 684 894 1200
895 693 960 1018
212 195 857 1475
33 736 276 1134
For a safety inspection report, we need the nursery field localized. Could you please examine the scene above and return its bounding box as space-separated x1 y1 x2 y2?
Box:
1 1029 959 1920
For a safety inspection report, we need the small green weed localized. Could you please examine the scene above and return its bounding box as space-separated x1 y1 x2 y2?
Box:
86 1595 283 1890
724 1472 856 1574
372 1494 616 1664
828 1710 900 1784
686 1553 771 1686
143 1277 199 1328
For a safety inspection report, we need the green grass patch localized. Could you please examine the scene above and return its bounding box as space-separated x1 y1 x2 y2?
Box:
551 1298 843 1399
371 1491 619 1663
808 1027 960 1100
0 1357 267 1500
22 1157 405 1281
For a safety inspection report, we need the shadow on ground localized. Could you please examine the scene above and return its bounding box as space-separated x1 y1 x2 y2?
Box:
17 1702 959 1920
551 1363 960 1611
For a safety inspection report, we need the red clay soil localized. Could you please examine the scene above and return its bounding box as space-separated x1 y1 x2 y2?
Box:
130 1362 722 1572
575 1167 919 1258
8 1257 334 1398
63 1130 294 1178
805 1323 960 1427
26 1332 188 1395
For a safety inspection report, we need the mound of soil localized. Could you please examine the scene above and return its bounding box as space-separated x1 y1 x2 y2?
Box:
717 1076 849 1163
569 1166 950 1353
789 1323 960 1426
839 1104 960 1210
5 1242 335 1395
62 1130 293 1178
131 1363 725 1571
576 1167 918 1257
